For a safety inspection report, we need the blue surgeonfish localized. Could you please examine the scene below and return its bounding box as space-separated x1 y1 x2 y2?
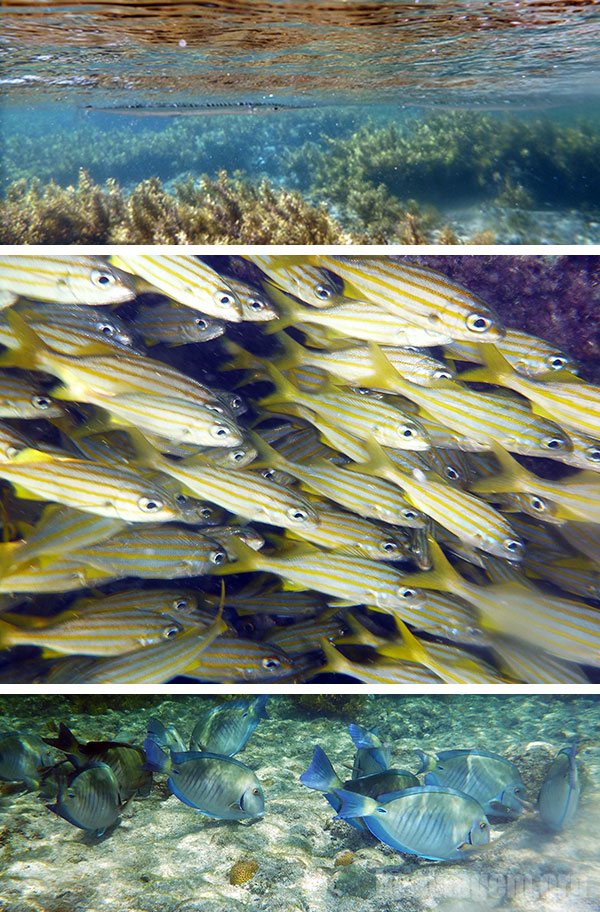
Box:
538 743 580 831
418 748 528 819
334 785 491 862
189 696 268 756
47 762 123 837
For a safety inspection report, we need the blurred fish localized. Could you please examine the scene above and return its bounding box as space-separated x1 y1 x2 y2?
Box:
348 724 392 777
418 748 528 819
47 762 123 836
224 277 278 322
111 254 243 321
183 636 297 683
0 372 65 419
190 696 268 756
537 743 580 832
444 329 576 378
334 785 490 861
144 746 264 820
0 256 136 305
0 731 55 788
247 256 345 308
0 304 139 356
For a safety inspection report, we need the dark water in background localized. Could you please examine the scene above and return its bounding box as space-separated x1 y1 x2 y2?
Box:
2 1 600 242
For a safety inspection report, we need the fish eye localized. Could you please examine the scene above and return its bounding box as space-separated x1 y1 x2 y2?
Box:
200 507 213 520
434 369 453 380
287 506 309 523
163 625 181 639
399 425 417 438
248 298 265 312
479 821 488 829
172 598 189 611
210 550 227 565
262 657 281 670
175 494 188 506
542 436 566 450
397 587 416 600
31 394 52 410
229 396 243 410
212 424 232 439
466 313 492 333
382 541 398 553
91 269 116 288
252 787 260 795
232 450 246 462
503 538 524 554
314 283 333 300
402 509 418 521
214 290 237 309
446 466 460 480
194 317 209 330
548 355 567 370
206 403 225 414
98 322 115 336
375 807 387 815
529 497 546 512
262 468 276 479
138 495 164 513
586 446 600 463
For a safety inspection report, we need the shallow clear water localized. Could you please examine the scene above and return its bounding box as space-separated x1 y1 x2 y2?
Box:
2 1 600 242
0 694 598 912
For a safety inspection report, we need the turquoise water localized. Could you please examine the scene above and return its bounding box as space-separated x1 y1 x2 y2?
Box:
0 694 598 912
2 1 600 242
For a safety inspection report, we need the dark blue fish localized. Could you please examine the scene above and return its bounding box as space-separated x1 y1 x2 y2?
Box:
348 723 391 777
538 743 580 831
0 731 55 789
143 717 186 772
47 762 122 837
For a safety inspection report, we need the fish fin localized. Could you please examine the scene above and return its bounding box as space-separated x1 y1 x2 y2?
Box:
400 538 463 593
259 283 307 334
42 723 81 759
220 339 262 373
121 428 164 471
246 430 291 471
332 788 377 819
258 363 307 411
0 617 21 648
300 745 341 792
460 344 513 384
143 736 172 774
0 311 47 369
9 447 57 466
212 537 266 576
254 695 269 720
270 331 311 369
469 443 530 494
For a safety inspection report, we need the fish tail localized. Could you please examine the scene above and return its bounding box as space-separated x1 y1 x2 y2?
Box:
332 788 377 819
401 538 462 593
258 363 304 410
254 695 269 719
42 723 82 758
260 283 304 334
460 343 513 384
470 442 530 495
0 311 47 370
246 430 290 471
348 723 378 750
366 342 410 392
300 745 341 792
0 617 20 649
212 537 266 575
319 639 354 675
221 339 260 373
143 731 172 774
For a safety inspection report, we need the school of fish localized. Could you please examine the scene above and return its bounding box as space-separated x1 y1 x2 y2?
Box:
0 253 598 684
0 702 581 851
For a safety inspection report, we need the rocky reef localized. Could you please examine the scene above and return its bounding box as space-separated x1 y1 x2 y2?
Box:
0 695 598 912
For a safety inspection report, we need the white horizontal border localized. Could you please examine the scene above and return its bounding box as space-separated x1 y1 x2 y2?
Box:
1 244 599 257
0 684 598 696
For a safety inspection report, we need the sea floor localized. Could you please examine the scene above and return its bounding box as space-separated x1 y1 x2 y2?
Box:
0 695 598 912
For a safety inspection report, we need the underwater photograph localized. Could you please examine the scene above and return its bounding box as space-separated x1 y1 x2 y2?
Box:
0 253 599 684
0 693 598 912
2 1 600 244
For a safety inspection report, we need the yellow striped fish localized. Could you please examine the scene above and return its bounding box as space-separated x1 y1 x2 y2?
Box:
491 636 590 684
183 637 298 682
319 639 440 684
317 256 505 342
0 372 65 420
462 345 600 439
6 506 127 568
134 302 226 346
224 277 278 322
0 450 186 523
246 256 345 308
0 256 137 305
218 539 427 618
111 254 243 321
444 329 576 378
